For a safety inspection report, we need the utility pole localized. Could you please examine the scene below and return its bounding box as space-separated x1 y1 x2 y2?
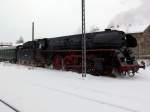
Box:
82 0 86 77
138 39 140 59
32 22 34 41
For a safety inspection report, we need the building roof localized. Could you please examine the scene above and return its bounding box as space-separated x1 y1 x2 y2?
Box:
144 25 150 33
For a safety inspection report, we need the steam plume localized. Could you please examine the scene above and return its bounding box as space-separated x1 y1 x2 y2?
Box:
108 0 150 33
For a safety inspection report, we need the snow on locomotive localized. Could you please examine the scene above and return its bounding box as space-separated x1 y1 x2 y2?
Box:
0 29 145 77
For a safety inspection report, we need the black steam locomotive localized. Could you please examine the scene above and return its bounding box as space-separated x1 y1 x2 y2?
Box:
0 29 145 77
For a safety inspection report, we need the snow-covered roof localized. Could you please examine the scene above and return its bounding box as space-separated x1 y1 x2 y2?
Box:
144 25 150 33
0 46 16 50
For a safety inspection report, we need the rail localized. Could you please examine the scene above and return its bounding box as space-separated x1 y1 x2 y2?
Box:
0 99 20 112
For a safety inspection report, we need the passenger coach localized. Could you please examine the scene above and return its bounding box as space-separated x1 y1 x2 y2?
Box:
0 46 17 63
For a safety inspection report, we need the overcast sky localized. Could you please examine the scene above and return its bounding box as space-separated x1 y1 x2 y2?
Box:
0 0 143 43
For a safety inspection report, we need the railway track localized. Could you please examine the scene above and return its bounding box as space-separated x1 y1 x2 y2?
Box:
0 99 20 112
33 83 139 112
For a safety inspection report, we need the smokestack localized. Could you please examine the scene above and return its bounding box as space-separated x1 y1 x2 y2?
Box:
32 22 34 41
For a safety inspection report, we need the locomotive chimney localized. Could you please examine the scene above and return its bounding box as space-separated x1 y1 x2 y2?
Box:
105 29 111 32
32 22 34 41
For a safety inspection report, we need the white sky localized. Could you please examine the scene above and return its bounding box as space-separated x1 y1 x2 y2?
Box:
0 0 141 43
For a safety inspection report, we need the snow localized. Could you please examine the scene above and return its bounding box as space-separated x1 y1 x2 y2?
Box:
0 102 14 112
0 62 150 112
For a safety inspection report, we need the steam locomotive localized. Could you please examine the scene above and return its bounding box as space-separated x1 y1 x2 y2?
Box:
0 29 145 77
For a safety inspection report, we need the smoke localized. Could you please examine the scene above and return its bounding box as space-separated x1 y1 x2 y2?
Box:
108 0 150 33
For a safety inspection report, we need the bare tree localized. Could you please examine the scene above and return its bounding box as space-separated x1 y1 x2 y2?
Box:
16 36 24 44
89 26 100 32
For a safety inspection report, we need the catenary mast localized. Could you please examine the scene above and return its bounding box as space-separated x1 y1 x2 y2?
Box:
32 22 34 41
82 0 86 77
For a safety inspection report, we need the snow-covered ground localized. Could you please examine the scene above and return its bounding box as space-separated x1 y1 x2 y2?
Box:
0 102 14 112
0 62 150 112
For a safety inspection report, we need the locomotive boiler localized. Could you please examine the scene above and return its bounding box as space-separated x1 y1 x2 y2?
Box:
0 29 145 77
